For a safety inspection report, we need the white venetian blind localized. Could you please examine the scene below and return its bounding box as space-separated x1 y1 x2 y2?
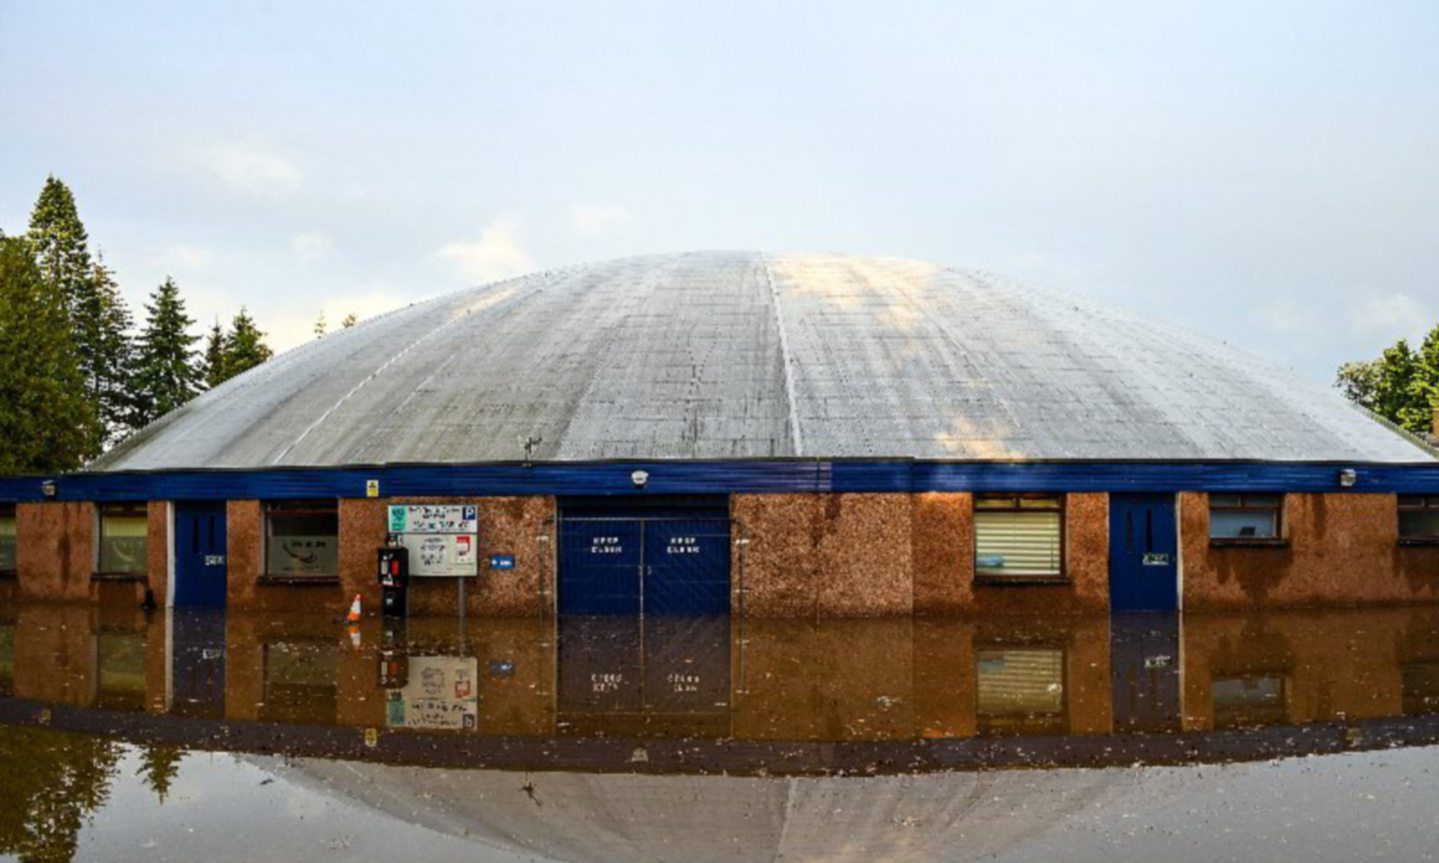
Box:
975 509 1061 578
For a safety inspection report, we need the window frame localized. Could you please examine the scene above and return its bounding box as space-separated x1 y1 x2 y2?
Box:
1398 494 1439 546
261 500 341 583
972 493 1067 584
0 503 16 576
1208 493 1287 547
94 502 149 578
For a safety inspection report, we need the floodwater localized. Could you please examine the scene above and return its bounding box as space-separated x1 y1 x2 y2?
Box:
2 604 1438 862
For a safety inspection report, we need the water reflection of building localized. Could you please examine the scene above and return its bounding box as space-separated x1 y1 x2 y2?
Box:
2 606 1439 755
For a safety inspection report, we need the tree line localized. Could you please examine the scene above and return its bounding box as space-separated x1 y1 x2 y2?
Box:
1336 325 1439 439
1 176 288 474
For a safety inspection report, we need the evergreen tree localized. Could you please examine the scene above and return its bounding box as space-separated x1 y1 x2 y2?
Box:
133 277 202 426
221 307 272 381
79 255 139 447
0 236 99 473
136 744 184 804
313 309 327 338
341 312 358 329
201 318 226 388
26 176 92 317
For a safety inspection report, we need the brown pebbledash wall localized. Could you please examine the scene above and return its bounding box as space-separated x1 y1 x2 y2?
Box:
338 496 555 617
733 492 1109 617
1181 492 1439 610
13 501 165 605
223 496 555 615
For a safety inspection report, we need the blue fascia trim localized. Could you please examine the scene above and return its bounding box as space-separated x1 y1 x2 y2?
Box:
1 459 1436 503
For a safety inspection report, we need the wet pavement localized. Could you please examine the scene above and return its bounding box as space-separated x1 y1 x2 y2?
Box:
2 603 1439 861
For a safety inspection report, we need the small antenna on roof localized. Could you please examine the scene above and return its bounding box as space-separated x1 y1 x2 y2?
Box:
519 435 543 467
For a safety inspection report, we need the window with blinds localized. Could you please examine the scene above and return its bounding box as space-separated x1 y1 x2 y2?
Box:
0 504 15 572
974 494 1064 579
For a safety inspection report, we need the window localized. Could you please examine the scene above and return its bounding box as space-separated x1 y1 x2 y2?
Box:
974 494 1063 580
1399 495 1439 542
1209 494 1283 541
0 504 15 572
97 503 148 574
264 501 339 577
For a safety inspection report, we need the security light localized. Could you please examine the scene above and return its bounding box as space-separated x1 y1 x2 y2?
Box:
1338 468 1358 488
631 470 649 488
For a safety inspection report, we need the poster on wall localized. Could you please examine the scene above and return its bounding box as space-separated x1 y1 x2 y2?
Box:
387 504 479 577
384 654 479 731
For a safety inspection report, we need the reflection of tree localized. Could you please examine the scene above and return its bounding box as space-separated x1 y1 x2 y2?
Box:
0 725 120 863
137 744 184 803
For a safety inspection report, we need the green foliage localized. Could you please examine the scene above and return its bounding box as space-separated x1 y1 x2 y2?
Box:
0 725 121 863
218 306 273 384
0 236 99 474
136 744 185 804
133 277 203 426
341 312 358 329
77 256 139 448
314 309 327 338
1336 323 1439 436
26 176 91 317
201 318 227 389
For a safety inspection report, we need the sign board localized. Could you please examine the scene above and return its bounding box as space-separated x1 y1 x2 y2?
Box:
384 654 478 731
1142 553 1171 566
387 504 479 577
365 479 380 498
489 554 515 570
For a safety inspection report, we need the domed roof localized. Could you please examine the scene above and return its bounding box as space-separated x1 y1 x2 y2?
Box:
96 251 1429 470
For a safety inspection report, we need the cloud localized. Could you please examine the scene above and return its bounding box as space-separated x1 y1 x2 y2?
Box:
1350 291 1435 341
568 203 631 237
206 143 302 195
290 232 334 260
436 220 533 283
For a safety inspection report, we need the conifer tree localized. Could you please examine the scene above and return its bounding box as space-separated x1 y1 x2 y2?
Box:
313 310 327 338
202 318 227 388
26 176 92 316
341 312 358 329
221 307 272 381
133 277 202 426
0 236 99 473
79 255 139 446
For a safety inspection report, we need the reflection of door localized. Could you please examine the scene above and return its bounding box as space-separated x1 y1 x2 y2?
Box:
171 609 226 718
1109 494 1178 612
1109 613 1180 732
175 503 228 607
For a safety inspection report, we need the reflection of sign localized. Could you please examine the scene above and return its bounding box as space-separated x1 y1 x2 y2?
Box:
1143 553 1171 566
388 505 479 577
385 655 479 730
489 554 515 570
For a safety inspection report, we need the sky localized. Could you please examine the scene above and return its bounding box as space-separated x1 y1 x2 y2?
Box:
1 0 1436 384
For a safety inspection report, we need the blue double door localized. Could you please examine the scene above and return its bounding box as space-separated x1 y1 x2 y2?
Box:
1108 494 1179 612
558 516 731 615
174 502 228 607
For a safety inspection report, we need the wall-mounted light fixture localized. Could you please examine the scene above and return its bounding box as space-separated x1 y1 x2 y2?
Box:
1338 468 1358 488
631 470 649 489
40 479 57 498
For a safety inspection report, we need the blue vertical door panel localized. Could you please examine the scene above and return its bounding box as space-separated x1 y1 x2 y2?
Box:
643 519 732 615
1109 494 1179 612
558 520 643 614
170 608 227 717
174 503 228 607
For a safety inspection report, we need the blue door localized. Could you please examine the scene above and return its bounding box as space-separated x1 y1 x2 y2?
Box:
1109 494 1179 612
174 503 228 607
558 516 731 615
558 520 643 614
644 519 731 615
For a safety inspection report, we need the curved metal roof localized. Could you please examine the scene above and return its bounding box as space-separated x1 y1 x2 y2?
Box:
94 251 1430 470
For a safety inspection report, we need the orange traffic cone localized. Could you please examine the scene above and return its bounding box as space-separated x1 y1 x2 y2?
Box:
346 593 363 624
